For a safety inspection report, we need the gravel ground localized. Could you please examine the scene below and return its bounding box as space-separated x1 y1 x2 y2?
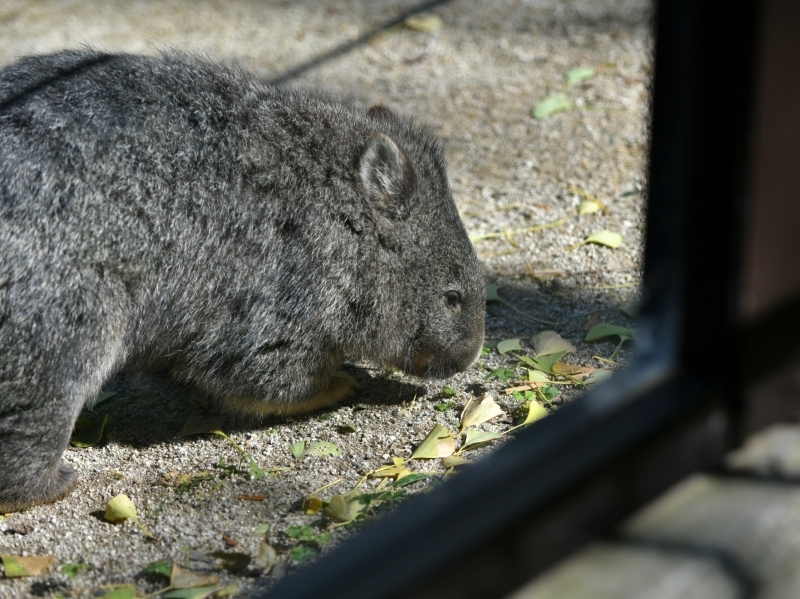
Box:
0 1 652 597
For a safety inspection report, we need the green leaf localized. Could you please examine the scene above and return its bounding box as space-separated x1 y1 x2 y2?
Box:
391 473 432 488
144 560 172 578
338 421 358 434
70 414 108 448
496 338 522 354
411 424 456 459
585 324 635 342
178 415 226 437
303 441 342 458
584 230 623 249
434 401 456 412
442 386 458 397
486 367 516 381
101 586 137 599
247 457 265 480
485 283 501 302
481 346 492 356
162 586 220 599
319 413 333 421
290 546 317 563
519 351 567 374
60 562 92 579
290 441 306 459
585 369 613 385
620 302 640 318
541 386 560 400
527 369 551 383
533 93 573 119
512 390 536 403
255 522 270 535
566 67 595 85
461 430 504 452
531 331 575 357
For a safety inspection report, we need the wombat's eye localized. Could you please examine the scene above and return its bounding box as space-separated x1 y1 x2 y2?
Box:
444 291 461 311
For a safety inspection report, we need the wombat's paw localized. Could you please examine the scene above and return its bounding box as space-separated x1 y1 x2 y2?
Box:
0 463 78 513
297 371 361 414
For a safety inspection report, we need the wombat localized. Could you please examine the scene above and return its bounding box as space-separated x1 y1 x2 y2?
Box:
0 50 485 512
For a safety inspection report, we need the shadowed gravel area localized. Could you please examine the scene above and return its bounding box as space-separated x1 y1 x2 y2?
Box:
0 1 652 596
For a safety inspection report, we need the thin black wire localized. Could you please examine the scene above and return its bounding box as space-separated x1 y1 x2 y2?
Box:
266 0 454 86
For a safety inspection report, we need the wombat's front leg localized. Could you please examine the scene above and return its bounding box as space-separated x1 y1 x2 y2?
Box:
0 393 83 513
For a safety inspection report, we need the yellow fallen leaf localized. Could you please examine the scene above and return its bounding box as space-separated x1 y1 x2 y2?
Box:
404 13 443 32
104 494 137 522
523 402 549 425
460 393 504 432
442 456 472 468
411 424 456 459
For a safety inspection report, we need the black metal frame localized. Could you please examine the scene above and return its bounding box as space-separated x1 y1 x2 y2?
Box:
261 1 800 597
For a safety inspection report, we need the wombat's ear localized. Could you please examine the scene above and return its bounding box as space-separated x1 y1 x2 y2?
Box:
359 134 416 217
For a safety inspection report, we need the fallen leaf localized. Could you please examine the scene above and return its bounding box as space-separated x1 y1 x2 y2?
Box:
178 415 225 437
523 402 549 425
100 586 137 599
496 338 522 354
254 540 278 572
528 369 551 383
222 533 238 548
338 422 357 434
461 430 504 452
92 390 119 406
302 496 324 515
209 552 251 573
212 584 239 598
0 554 54 577
585 369 613 385
255 522 270 534
518 351 568 374
145 560 172 578
70 414 108 448
552 363 596 379
290 441 306 459
104 494 137 523
460 393 504 431
303 441 342 458
531 331 576 357
170 564 219 589
533 93 573 119
403 13 443 32
391 473 431 488
620 302 640 318
566 66 595 85
584 313 600 331
411 424 456 459
585 324 635 342
578 200 602 215
59 562 92 579
325 490 366 523
577 230 623 249
442 456 472 468
162 586 220 599
372 467 409 479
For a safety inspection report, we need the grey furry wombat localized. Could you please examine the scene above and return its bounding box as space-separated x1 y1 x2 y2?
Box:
0 50 484 512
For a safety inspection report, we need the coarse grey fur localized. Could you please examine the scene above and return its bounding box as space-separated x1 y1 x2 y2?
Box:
0 50 485 512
